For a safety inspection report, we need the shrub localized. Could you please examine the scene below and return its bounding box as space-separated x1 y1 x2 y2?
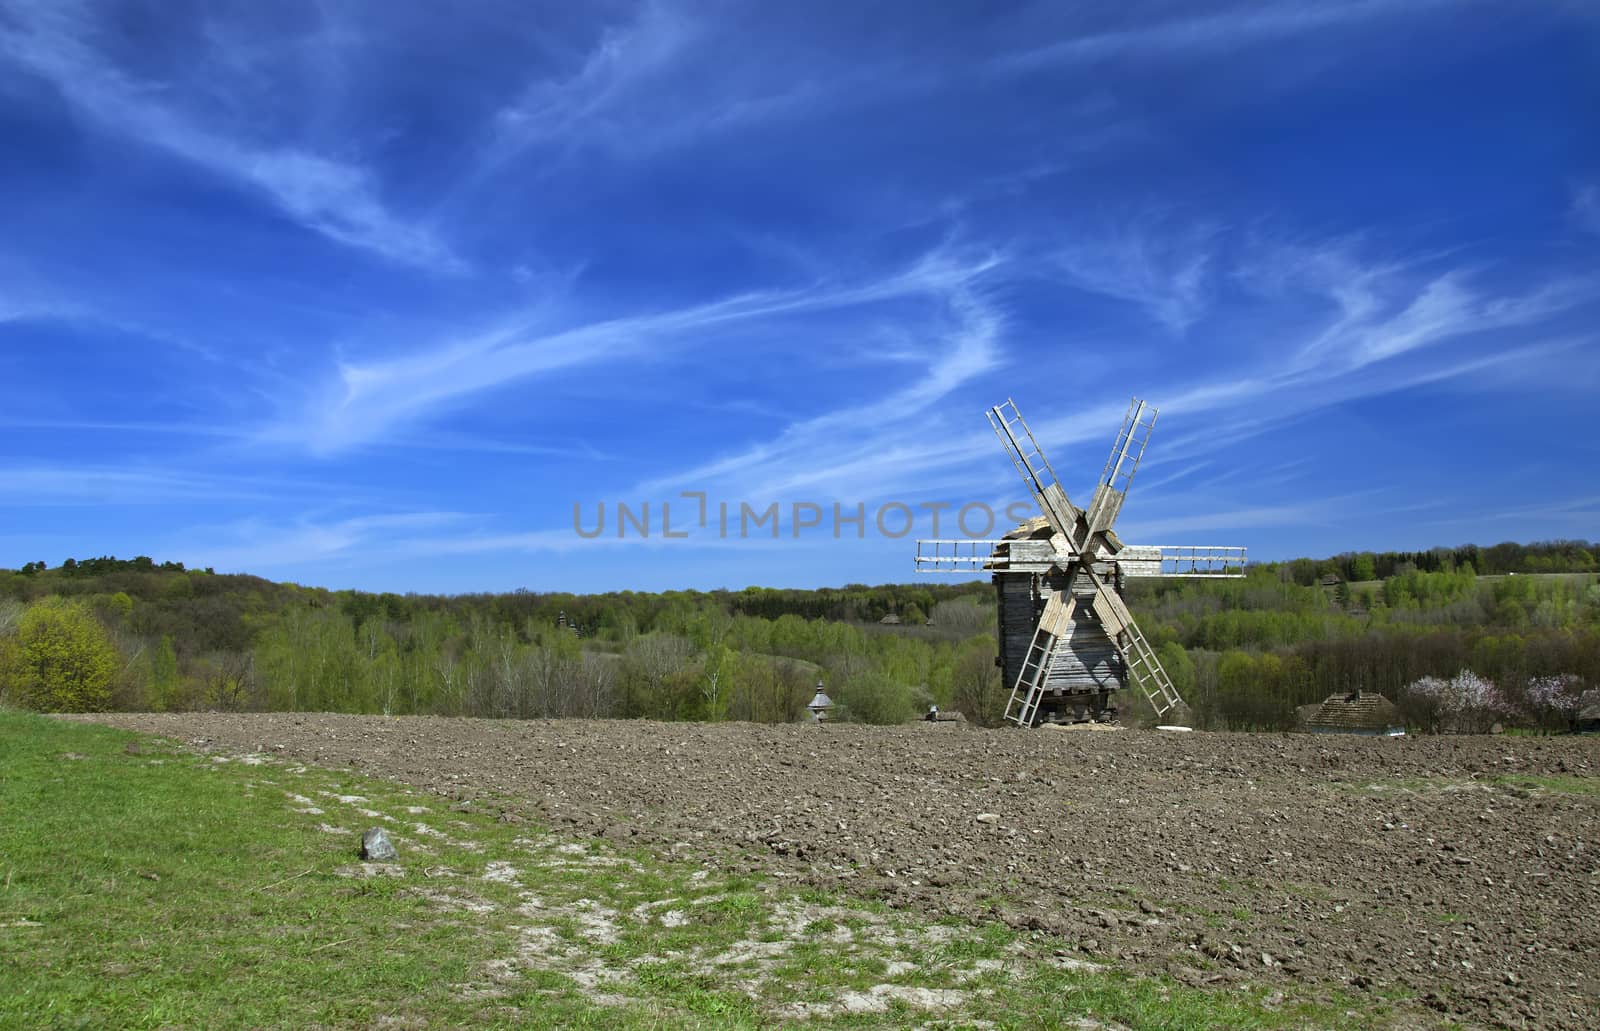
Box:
839 672 917 725
2 599 119 712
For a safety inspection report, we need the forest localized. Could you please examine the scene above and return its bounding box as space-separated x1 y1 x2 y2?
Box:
1 540 1596 732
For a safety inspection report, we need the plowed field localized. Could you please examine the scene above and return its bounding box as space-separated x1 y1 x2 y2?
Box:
76 713 1600 1029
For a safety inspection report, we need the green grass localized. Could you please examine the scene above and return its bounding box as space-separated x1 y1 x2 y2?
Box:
1 710 1411 1028
1487 773 1600 796
0 715 547 1029
1352 772 1600 798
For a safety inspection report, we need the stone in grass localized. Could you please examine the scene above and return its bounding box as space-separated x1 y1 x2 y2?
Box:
360 827 399 861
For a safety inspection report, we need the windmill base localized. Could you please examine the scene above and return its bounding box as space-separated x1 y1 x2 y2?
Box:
1024 688 1119 727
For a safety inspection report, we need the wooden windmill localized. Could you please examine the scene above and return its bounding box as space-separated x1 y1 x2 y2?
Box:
917 398 1246 726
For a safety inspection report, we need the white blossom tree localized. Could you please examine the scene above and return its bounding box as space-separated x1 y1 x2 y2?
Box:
1526 674 1584 732
1404 671 1514 733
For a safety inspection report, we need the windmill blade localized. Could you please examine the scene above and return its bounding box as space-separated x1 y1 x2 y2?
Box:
1085 578 1185 718
1116 545 1248 579
987 399 1084 544
915 536 1065 574
1003 592 1077 726
913 539 1008 573
1084 398 1157 541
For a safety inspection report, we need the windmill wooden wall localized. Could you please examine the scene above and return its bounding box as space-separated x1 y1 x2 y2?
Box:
995 569 1124 722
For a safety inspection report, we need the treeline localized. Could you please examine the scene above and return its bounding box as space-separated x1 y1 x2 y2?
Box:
14 555 212 577
1 547 1597 733
1133 564 1600 730
0 562 1002 727
1276 539 1597 585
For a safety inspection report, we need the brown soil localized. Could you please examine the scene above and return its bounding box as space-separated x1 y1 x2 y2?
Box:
75 713 1600 1029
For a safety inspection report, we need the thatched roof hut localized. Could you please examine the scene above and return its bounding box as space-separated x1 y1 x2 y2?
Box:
1304 691 1404 736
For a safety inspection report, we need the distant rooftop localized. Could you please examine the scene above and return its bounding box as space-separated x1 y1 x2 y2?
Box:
1305 691 1402 734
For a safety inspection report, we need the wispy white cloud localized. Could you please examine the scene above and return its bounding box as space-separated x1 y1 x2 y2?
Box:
463 0 935 188
174 509 856 578
0 418 247 439
0 464 335 506
0 264 239 362
176 512 471 573
1222 231 1599 385
270 246 1005 455
1145 336 1589 493
385 429 615 461
1049 213 1220 332
0 298 46 324
482 1 699 157
0 1 455 271
1119 496 1365 539
999 0 1445 73
0 277 68 325
630 280 1010 503
630 227 1597 540
1143 244 1595 468
1308 269 1588 372
1573 182 1600 236
1419 492 1600 531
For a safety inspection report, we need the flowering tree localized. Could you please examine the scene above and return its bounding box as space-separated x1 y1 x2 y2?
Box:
1403 671 1515 733
1526 674 1584 732
1402 675 1450 733
1450 671 1512 733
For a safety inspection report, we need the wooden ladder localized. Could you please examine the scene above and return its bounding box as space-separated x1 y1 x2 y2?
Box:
1004 621 1062 727
1118 621 1184 718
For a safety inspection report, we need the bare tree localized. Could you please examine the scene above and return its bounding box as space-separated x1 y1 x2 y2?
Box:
526 647 573 717
0 599 23 638
622 632 693 717
433 650 464 715
202 651 254 711
930 599 993 639
952 644 1004 726
577 652 617 718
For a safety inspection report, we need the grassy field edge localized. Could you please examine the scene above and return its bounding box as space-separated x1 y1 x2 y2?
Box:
1 709 1404 1029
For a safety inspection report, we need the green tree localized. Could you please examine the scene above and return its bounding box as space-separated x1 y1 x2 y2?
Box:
1157 641 1196 698
619 632 694 718
840 672 916 725
698 643 735 721
5 600 119 712
1215 650 1257 729
150 636 181 711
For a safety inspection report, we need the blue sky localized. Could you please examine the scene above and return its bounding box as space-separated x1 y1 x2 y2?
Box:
1 0 1596 594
